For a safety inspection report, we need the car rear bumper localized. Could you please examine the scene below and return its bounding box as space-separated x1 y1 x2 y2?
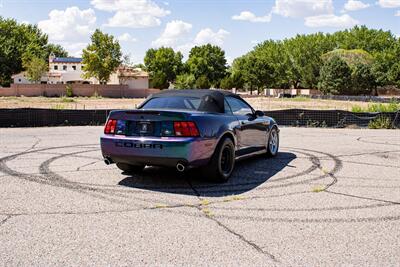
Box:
100 134 216 168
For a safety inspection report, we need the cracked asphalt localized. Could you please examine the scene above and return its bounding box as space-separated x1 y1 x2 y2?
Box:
0 126 399 266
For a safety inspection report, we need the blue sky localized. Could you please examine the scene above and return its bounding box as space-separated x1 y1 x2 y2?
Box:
1 0 399 64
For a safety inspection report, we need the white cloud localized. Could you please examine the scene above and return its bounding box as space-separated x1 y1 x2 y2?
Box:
232 11 272 23
118 33 137 42
273 0 334 18
152 20 192 47
151 21 229 58
396 10 400 16
91 0 170 28
343 0 370 11
377 0 400 8
305 14 359 28
38 6 96 42
175 28 230 56
38 6 96 56
193 28 230 46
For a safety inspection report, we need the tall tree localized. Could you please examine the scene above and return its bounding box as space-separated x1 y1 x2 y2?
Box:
352 63 376 95
175 73 196 89
144 47 183 85
283 33 335 89
319 56 352 95
0 17 49 86
82 29 122 84
23 56 48 83
186 44 227 86
45 44 68 59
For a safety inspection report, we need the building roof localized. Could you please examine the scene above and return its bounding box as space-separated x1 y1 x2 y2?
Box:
117 66 148 78
52 57 82 63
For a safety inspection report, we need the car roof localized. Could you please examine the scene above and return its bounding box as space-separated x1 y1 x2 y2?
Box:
152 89 236 98
144 89 239 113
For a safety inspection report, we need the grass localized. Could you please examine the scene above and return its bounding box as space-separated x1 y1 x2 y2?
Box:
51 104 67 110
280 96 311 102
60 96 75 103
352 101 400 113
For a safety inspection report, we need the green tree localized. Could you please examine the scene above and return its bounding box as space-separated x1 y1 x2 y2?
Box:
45 44 68 59
322 49 374 67
230 57 246 90
175 73 196 89
352 64 376 95
332 25 396 53
22 56 47 83
82 29 122 84
0 17 49 86
220 76 234 89
150 71 169 89
195 75 210 89
283 33 335 89
318 56 352 95
186 44 227 86
144 47 183 86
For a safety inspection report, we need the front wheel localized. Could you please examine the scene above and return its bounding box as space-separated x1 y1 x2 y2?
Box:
266 127 279 157
200 138 235 183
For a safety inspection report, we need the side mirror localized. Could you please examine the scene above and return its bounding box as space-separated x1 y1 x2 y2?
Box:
255 110 264 117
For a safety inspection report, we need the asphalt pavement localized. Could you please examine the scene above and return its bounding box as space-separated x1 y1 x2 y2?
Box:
0 126 399 266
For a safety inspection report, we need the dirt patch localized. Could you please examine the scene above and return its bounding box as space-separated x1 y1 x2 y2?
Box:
0 96 375 111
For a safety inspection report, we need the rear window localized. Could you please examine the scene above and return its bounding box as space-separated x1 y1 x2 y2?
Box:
140 96 220 112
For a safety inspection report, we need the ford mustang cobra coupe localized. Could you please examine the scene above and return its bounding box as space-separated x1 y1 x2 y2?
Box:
101 89 279 182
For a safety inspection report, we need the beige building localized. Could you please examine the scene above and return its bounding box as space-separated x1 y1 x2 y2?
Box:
12 54 149 89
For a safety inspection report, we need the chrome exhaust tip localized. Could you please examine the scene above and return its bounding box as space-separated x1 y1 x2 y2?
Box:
176 162 185 172
104 157 113 165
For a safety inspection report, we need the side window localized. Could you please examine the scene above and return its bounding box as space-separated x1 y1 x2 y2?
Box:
224 99 232 114
225 96 253 116
63 65 67 70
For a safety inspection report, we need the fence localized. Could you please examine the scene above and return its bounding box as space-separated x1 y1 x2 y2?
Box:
0 84 160 98
0 108 398 128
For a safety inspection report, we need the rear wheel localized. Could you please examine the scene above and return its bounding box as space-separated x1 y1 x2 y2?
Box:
116 163 145 173
266 127 279 157
201 138 235 183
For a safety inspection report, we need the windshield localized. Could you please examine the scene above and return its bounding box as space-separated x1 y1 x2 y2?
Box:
140 96 221 113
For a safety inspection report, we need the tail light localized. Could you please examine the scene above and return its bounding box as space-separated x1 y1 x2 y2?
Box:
173 121 200 137
104 119 117 134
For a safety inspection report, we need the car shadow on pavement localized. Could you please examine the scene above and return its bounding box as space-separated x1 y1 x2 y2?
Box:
118 152 296 197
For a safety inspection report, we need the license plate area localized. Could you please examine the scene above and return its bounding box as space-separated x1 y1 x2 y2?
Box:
126 121 155 136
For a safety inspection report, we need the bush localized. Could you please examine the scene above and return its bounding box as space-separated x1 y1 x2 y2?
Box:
368 116 393 129
319 56 352 95
195 75 211 89
351 101 400 112
175 73 196 89
65 85 73 97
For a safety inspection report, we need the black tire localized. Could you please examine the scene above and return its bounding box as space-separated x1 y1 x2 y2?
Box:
116 163 145 173
266 127 279 157
201 138 235 183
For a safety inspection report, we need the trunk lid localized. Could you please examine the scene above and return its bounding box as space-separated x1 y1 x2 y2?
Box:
107 109 197 137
